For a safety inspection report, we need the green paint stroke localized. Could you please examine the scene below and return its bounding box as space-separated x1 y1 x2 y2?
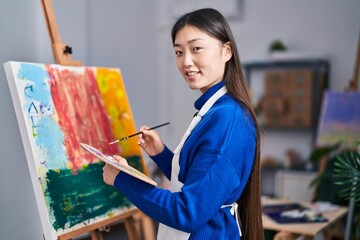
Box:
45 155 144 231
127 155 144 172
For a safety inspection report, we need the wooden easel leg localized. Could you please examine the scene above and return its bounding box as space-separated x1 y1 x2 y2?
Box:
273 231 299 240
134 212 156 240
124 213 155 240
90 230 103 240
124 217 141 240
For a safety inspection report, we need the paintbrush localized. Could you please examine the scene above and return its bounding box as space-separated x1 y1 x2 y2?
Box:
108 122 170 145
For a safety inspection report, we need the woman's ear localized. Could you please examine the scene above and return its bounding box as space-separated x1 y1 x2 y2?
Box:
222 42 233 62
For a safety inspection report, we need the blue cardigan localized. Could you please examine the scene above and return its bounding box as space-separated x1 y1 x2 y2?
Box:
114 81 256 239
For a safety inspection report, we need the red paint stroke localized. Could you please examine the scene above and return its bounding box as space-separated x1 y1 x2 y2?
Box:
46 65 118 172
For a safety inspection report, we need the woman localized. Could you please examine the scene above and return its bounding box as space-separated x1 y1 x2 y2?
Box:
103 8 263 240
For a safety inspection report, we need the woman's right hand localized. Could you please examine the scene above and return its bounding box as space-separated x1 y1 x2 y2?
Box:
137 125 165 156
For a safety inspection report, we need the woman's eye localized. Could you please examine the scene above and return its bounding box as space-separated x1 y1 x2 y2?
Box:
175 50 182 56
193 47 201 52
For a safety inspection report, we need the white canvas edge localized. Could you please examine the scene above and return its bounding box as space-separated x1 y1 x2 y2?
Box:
3 61 55 240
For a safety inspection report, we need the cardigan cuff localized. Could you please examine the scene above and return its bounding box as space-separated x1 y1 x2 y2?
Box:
150 145 173 179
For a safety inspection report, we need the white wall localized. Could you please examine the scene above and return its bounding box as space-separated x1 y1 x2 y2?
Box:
237 0 360 92
0 0 157 239
0 1 46 239
0 0 359 239
155 0 360 160
236 0 360 161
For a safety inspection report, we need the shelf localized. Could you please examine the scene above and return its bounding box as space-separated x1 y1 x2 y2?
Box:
243 58 329 142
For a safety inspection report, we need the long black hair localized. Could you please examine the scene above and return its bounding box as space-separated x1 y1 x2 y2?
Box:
171 8 263 240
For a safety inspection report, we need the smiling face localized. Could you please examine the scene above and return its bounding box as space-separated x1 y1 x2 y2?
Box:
173 25 232 93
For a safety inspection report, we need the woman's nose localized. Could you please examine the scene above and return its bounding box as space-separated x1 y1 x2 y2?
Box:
183 53 193 67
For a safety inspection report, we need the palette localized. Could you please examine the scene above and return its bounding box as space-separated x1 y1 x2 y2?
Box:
80 143 157 186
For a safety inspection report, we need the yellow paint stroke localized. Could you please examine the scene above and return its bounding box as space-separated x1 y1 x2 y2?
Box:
94 68 141 157
63 196 74 212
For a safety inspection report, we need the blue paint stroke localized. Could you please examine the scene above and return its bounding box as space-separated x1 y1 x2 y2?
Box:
18 63 68 169
18 63 51 105
36 118 68 169
322 91 360 123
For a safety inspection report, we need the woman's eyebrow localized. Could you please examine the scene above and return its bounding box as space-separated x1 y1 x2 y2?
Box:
174 38 205 47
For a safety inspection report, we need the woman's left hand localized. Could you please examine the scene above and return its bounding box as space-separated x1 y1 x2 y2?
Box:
102 156 128 186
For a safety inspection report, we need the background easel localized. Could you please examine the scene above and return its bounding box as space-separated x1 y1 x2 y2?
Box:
40 0 155 239
347 29 360 91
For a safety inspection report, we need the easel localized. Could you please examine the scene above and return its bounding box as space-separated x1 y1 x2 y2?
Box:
40 0 155 239
57 209 153 240
343 29 360 240
347 29 360 91
41 0 81 66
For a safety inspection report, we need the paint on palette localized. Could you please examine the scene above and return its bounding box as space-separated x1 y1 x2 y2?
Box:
80 143 155 185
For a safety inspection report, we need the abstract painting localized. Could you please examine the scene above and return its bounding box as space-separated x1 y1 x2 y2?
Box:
4 61 146 239
316 90 360 146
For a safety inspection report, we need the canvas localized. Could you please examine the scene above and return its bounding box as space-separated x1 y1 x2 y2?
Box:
4 61 147 239
316 90 360 146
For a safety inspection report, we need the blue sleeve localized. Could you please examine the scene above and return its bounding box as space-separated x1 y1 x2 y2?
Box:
114 151 242 233
150 145 173 180
113 103 256 233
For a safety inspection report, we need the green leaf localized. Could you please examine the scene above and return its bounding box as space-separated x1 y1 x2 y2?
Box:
333 141 360 204
309 173 325 188
309 142 342 162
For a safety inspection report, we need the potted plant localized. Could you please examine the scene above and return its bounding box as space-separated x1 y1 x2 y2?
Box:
334 141 360 240
309 141 360 240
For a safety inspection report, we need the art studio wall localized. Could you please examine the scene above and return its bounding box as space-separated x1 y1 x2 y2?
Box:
235 0 360 162
0 0 359 239
155 0 360 161
0 1 157 239
0 2 48 239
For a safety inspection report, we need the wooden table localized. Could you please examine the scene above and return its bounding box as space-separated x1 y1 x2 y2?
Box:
262 198 348 239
